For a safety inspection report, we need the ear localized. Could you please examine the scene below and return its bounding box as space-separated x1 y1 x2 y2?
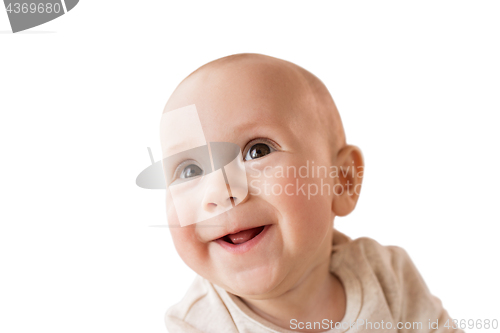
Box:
331 145 364 217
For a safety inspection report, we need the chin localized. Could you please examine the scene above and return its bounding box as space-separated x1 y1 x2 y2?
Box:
220 266 282 297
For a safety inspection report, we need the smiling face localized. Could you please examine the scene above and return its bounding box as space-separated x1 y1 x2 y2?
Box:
161 54 350 299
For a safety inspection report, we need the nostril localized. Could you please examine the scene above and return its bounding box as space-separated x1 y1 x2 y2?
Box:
205 203 217 212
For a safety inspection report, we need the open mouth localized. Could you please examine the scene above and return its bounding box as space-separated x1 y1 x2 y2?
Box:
219 226 266 245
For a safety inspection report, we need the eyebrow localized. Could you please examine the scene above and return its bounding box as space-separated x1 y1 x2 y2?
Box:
163 140 190 157
233 114 286 137
162 136 207 159
160 104 207 157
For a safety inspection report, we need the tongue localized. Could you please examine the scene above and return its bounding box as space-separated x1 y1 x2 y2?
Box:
228 226 264 244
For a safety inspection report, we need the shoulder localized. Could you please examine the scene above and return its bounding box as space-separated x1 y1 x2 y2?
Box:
333 235 421 316
335 236 459 331
335 234 413 277
344 236 423 293
165 275 237 333
164 275 208 332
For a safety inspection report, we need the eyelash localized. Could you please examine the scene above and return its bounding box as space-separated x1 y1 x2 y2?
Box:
171 138 280 181
242 137 280 161
172 159 202 181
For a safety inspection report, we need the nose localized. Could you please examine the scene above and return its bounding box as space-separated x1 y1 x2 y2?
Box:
201 171 236 214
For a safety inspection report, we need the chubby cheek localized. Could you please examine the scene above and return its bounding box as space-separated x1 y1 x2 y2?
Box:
169 225 213 278
248 160 334 258
273 177 332 253
165 189 212 276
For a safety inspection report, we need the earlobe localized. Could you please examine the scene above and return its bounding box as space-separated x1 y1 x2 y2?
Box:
331 145 364 217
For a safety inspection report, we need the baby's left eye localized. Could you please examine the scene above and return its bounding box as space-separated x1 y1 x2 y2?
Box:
244 143 274 161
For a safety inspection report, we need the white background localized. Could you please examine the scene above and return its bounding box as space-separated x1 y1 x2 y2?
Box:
1 1 499 332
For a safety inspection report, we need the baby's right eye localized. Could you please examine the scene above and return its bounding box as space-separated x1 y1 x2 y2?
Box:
180 164 203 179
171 160 204 184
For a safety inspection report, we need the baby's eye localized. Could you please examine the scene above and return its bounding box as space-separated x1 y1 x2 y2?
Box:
244 143 274 161
180 164 203 179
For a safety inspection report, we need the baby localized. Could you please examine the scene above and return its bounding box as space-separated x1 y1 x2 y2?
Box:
160 54 461 332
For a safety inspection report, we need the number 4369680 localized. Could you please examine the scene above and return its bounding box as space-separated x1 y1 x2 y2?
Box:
444 319 498 330
6 3 62 14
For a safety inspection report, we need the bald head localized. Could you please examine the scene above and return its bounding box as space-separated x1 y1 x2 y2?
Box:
163 53 346 160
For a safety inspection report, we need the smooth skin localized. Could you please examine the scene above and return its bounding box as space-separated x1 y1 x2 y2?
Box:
161 54 364 332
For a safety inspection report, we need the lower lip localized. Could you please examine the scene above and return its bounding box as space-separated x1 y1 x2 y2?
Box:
214 225 271 254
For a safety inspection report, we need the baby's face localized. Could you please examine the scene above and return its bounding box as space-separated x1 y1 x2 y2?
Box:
161 60 339 298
